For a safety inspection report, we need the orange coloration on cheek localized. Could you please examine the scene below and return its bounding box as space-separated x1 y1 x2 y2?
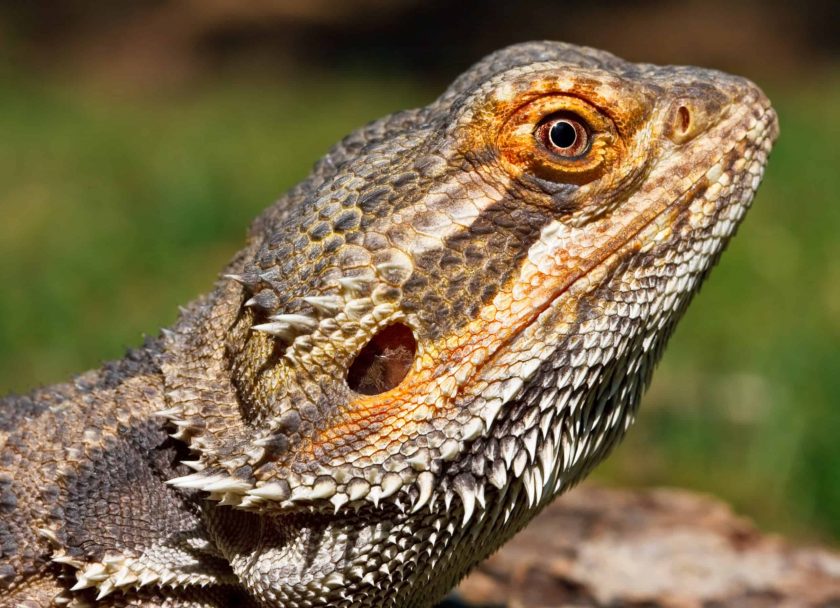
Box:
319 371 429 450
312 79 658 455
325 179 687 452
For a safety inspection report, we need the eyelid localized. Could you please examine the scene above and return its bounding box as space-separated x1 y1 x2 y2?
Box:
497 95 619 185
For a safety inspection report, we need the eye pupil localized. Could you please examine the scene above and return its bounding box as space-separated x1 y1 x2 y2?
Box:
548 120 577 149
537 114 590 159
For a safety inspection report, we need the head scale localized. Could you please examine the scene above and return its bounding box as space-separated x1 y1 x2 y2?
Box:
161 41 778 606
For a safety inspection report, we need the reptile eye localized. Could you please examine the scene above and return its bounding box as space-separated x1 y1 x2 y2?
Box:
347 323 417 395
536 114 591 158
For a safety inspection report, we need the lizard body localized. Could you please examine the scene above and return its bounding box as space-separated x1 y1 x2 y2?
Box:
0 41 778 607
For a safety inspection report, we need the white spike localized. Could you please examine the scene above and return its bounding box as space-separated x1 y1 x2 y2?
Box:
532 468 545 506
303 295 344 315
181 460 205 471
475 482 486 510
216 492 243 506
501 437 517 468
310 478 338 500
482 398 504 429
251 321 295 339
52 555 84 568
461 418 484 442
113 567 138 587
501 378 523 402
202 477 252 494
347 479 370 502
523 428 539 462
85 563 108 579
444 488 454 511
160 571 177 585
368 485 383 508
411 472 435 513
167 473 223 489
95 580 115 600
36 527 59 544
453 475 477 526
222 273 247 285
380 473 402 499
439 439 460 461
488 459 507 490
139 570 160 587
523 469 535 507
70 577 94 591
331 493 349 513
538 438 556 481
237 496 260 509
247 483 289 501
513 449 528 477
338 276 368 294
290 486 316 503
269 313 319 332
153 407 181 419
406 449 431 471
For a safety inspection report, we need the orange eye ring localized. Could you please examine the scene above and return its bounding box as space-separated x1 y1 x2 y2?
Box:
495 94 617 186
535 113 591 159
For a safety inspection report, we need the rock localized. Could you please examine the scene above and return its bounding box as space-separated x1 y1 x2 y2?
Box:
449 484 840 607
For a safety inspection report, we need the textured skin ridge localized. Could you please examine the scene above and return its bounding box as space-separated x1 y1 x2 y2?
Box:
0 41 778 607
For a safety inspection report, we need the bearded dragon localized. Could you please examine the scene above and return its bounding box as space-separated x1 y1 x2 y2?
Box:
0 41 778 607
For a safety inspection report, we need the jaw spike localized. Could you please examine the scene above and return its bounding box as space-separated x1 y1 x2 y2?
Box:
269 313 319 332
253 313 319 340
411 471 435 513
303 295 344 315
379 473 403 500
453 474 478 526
252 322 296 340
222 273 247 284
222 272 261 290
338 276 369 295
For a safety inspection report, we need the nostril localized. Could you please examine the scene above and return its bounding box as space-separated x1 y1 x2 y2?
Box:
668 102 700 144
677 105 691 135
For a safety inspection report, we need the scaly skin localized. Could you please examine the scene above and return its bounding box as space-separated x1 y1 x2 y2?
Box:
0 41 778 607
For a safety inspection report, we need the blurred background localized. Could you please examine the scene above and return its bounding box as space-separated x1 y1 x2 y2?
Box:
0 0 837 545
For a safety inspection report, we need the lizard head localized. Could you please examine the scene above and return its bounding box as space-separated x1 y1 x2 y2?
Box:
161 41 777 604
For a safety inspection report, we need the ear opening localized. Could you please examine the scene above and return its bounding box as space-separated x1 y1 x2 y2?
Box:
347 323 417 395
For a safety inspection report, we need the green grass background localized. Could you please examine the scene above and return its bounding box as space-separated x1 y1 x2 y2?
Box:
1 69 838 544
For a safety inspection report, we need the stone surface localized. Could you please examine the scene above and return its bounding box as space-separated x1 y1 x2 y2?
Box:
451 484 840 607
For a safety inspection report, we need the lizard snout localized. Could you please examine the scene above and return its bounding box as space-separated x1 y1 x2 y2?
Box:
664 74 777 146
